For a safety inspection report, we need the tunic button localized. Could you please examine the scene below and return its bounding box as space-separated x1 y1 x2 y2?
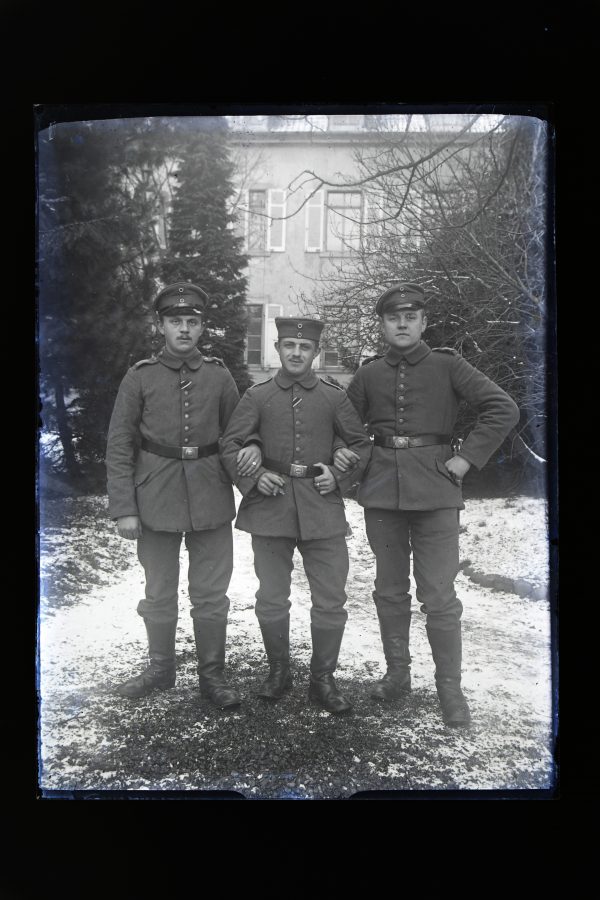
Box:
184 401 189 407
185 413 189 419
398 418 404 423
184 425 190 431
184 437 189 443
399 407 405 412
295 446 300 451
184 391 189 396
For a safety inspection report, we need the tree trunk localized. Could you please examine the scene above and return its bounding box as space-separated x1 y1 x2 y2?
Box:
53 377 81 483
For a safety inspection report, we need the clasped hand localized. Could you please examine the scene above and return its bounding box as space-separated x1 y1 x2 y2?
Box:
257 462 336 497
333 447 360 472
236 443 262 476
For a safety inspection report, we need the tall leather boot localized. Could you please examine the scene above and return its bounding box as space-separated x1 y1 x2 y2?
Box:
426 624 471 727
193 619 240 709
371 612 412 701
115 620 177 698
308 625 353 715
256 617 293 700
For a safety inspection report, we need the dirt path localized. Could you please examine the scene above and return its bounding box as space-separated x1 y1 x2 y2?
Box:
38 495 555 797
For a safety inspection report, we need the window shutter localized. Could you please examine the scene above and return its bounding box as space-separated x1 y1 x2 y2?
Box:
240 190 249 250
267 189 287 251
305 190 324 252
265 304 283 366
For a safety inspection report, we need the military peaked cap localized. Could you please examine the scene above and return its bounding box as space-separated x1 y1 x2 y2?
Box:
275 317 324 342
376 283 426 316
154 282 209 316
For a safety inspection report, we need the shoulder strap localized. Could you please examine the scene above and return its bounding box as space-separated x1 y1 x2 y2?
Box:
132 356 160 369
202 355 227 368
319 377 343 390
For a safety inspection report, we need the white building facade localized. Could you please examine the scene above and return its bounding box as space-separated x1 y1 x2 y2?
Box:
229 114 386 385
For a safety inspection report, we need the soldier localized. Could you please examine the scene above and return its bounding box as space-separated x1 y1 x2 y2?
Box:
336 283 520 727
220 318 372 715
106 282 261 709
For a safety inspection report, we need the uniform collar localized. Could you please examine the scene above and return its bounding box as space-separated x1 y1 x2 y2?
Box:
274 368 319 390
158 347 204 370
384 340 431 367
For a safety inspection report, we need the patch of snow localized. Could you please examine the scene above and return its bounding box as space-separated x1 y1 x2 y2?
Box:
38 493 554 795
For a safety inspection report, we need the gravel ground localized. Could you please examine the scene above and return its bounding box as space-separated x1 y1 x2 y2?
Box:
38 492 555 798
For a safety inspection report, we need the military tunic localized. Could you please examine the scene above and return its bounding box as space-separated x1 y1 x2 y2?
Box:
347 341 520 511
105 347 240 626
221 368 372 628
220 368 372 540
106 347 238 531
346 340 520 628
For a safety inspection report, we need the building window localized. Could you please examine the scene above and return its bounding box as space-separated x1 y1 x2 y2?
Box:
240 189 287 253
322 347 341 368
246 304 263 365
325 191 362 253
247 190 267 252
245 302 284 367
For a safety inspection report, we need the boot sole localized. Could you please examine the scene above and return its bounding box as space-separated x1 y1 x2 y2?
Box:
308 695 353 715
443 716 471 728
370 690 411 702
256 691 291 701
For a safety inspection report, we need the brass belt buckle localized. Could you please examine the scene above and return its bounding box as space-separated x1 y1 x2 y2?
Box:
182 446 199 459
392 436 409 449
289 463 307 477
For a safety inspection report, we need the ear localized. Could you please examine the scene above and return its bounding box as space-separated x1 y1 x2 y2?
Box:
421 314 428 331
274 340 280 352
157 317 165 335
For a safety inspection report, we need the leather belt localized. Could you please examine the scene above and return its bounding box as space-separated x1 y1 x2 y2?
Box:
373 434 452 449
141 438 219 460
263 457 324 478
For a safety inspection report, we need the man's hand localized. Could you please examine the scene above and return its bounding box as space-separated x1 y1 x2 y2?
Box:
117 515 143 540
257 471 286 496
237 443 262 477
333 448 361 473
444 455 471 485
313 463 336 495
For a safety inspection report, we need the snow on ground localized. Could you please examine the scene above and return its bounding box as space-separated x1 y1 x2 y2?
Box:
38 493 555 797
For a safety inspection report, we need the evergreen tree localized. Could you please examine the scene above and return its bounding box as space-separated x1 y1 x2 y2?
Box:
37 118 175 488
161 121 251 393
38 122 135 486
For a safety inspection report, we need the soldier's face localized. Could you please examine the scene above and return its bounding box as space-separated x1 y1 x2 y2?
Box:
275 338 319 377
158 314 204 357
381 308 427 352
